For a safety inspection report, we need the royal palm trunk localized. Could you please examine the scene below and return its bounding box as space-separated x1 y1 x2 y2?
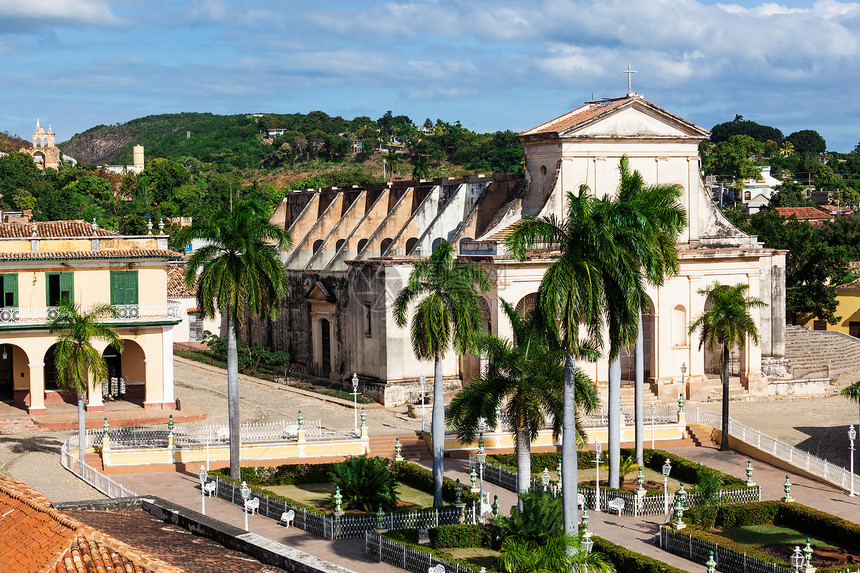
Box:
516 425 531 512
432 352 444 507
226 311 241 479
721 343 730 451
608 356 621 489
635 315 645 466
562 352 578 535
78 392 86 461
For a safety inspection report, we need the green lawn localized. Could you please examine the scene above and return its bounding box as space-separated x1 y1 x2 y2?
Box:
265 481 434 512
573 466 685 492
441 547 499 570
718 524 838 550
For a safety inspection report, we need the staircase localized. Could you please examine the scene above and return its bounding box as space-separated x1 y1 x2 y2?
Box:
686 424 718 447
785 325 860 386
696 378 748 402
368 432 430 461
0 417 38 434
616 385 659 408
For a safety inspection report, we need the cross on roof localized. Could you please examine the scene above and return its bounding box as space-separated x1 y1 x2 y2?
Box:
623 64 638 95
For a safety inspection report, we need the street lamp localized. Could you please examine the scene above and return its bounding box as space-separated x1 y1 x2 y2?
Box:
198 466 208 515
849 425 856 497
241 480 251 531
662 458 672 523
593 439 602 512
680 362 687 392
649 401 657 449
476 433 487 511
791 546 804 572
541 468 551 492
419 374 426 432
351 373 360 435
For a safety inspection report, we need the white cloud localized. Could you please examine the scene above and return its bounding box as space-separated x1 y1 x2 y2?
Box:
0 0 123 25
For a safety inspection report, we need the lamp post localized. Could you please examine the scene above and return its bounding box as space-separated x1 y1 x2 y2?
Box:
849 425 856 497
541 468 551 492
476 433 487 510
198 466 208 515
681 362 687 387
240 480 251 531
419 374 426 432
593 439 602 512
791 546 804 572
662 458 672 523
649 401 656 449
351 373 360 435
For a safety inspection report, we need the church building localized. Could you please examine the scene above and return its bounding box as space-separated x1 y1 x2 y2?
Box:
19 119 61 170
248 93 788 406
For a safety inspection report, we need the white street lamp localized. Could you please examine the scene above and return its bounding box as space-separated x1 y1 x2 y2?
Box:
791 546 803 572
662 458 672 523
849 425 856 497
241 480 251 531
593 439 602 512
649 401 657 449
198 466 208 515
476 433 487 510
680 362 687 390
351 373 360 435
419 374 426 432
541 467 551 492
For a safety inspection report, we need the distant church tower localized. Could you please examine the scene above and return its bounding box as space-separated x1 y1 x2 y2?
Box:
20 119 60 170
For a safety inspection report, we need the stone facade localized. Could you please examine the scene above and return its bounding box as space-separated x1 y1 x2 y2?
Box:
248 94 789 405
19 119 60 170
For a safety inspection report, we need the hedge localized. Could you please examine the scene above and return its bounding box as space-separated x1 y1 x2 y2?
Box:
391 461 480 504
429 524 502 550
487 449 748 490
593 536 688 573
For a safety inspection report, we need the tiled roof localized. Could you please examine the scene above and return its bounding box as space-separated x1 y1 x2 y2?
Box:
0 477 172 573
167 263 196 298
0 249 182 262
519 97 631 136
0 220 119 238
838 261 860 289
774 207 833 221
484 221 522 242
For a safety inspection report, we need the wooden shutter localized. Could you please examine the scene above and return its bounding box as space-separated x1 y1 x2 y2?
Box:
0 274 16 308
111 271 138 305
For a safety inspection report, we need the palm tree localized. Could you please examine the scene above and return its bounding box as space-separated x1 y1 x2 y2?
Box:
184 199 290 479
607 156 686 482
48 299 123 459
446 301 598 505
841 380 860 431
393 239 490 507
689 282 766 451
499 533 614 573
506 187 624 535
779 141 795 157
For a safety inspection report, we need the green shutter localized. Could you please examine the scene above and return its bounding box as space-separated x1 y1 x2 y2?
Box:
0 274 17 308
111 271 138 305
60 272 73 303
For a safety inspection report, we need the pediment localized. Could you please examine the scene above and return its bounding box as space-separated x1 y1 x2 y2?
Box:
559 99 709 140
306 281 335 303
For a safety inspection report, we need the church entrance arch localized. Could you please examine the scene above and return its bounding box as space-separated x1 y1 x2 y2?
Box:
320 318 331 375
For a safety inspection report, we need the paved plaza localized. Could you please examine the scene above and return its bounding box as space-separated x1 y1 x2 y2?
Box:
0 357 858 572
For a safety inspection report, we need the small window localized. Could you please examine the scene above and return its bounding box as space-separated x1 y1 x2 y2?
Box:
813 320 827 331
540 165 547 176
0 274 18 308
46 272 73 306
849 321 860 338
110 270 138 306
313 239 324 254
364 303 372 337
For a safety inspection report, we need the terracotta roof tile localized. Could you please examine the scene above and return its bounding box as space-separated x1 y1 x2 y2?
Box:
167 263 196 298
0 220 120 238
774 207 833 221
0 249 182 262
519 97 631 136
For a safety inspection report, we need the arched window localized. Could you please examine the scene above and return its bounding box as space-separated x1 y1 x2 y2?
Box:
335 239 346 252
672 305 687 347
380 238 393 254
405 237 419 255
357 239 368 253
431 237 442 252
515 293 537 317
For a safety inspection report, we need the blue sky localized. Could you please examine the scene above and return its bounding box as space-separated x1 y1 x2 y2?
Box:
1 0 859 152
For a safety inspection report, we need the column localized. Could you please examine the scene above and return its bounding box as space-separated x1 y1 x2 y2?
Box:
28 362 46 414
86 375 104 411
162 325 175 404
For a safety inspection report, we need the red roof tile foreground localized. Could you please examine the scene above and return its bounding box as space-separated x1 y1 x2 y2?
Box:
0 249 182 262
0 220 120 238
0 477 177 573
167 263 196 298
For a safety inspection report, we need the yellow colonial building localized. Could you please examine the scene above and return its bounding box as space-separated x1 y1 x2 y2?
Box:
0 220 182 413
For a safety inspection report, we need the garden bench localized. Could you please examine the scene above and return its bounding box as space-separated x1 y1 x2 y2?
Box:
203 481 216 497
479 492 492 521
428 565 446 573
607 497 624 515
283 424 300 439
216 427 229 441
244 497 259 515
280 509 295 528
577 493 585 509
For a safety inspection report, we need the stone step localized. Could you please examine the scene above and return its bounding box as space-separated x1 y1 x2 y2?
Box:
687 424 718 447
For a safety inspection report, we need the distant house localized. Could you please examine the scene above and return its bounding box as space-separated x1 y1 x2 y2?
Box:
265 128 287 139
352 140 364 153
169 215 193 228
741 166 782 214
798 261 860 336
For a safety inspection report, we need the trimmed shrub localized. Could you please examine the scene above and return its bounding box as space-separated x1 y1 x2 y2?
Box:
429 524 502 550
391 461 479 504
593 536 687 573
216 463 336 486
329 456 399 511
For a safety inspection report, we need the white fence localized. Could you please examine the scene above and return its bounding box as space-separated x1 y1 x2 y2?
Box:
366 531 476 573
209 475 475 539
470 455 761 517
687 406 860 495
662 526 793 573
60 437 137 498
581 403 678 427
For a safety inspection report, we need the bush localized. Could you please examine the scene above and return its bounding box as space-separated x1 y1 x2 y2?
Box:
778 503 860 552
391 461 479 504
381 531 490 573
330 456 399 511
217 463 335 486
430 524 502 550
495 491 562 544
593 536 687 573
